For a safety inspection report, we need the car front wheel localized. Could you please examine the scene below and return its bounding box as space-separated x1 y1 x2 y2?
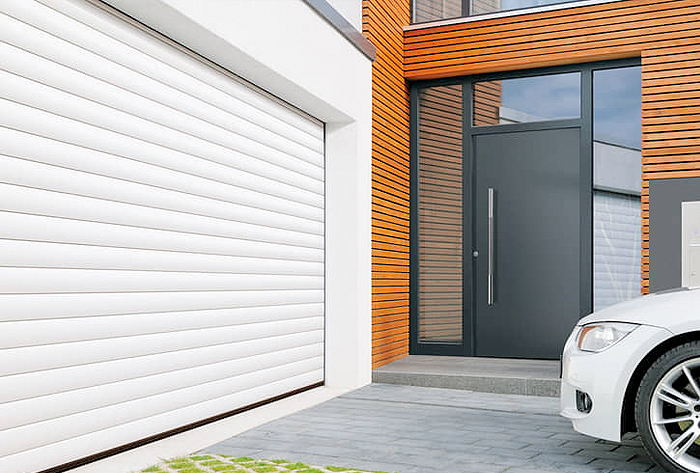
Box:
636 342 700 473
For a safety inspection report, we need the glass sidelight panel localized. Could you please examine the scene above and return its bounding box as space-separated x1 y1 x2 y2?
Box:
593 66 642 310
473 73 580 126
417 85 464 343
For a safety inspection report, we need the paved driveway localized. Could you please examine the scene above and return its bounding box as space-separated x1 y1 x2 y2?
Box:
204 384 662 473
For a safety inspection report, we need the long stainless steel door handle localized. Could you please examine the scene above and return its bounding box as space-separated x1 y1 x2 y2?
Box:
488 187 494 306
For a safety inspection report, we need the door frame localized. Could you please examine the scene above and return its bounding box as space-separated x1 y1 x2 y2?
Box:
409 58 641 356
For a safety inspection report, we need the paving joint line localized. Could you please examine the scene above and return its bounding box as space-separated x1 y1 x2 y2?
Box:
340 395 562 417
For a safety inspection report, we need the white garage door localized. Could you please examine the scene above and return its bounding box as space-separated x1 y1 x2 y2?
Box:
0 1 325 471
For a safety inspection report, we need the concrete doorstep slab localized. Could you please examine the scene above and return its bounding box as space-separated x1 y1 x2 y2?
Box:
372 355 561 397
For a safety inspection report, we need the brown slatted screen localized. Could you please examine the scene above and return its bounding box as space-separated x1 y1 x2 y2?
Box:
363 0 412 368
418 85 463 343
405 0 700 294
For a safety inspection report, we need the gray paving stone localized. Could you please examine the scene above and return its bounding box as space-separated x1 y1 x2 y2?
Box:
203 383 654 473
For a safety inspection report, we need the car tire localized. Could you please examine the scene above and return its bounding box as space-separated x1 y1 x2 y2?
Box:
636 341 700 473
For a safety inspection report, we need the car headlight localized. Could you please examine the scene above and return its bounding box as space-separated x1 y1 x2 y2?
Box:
577 322 638 352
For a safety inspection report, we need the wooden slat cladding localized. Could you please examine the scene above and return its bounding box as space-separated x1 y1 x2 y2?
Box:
406 0 700 294
363 0 411 368
418 85 464 343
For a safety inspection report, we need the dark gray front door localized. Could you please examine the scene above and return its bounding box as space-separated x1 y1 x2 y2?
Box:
474 127 583 359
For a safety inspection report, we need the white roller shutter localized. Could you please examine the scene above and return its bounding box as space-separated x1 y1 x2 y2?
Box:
0 1 325 472
593 191 642 311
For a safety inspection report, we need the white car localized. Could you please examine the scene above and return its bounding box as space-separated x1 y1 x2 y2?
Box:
561 287 700 473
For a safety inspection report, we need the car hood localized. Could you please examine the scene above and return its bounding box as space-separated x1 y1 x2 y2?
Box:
578 287 700 333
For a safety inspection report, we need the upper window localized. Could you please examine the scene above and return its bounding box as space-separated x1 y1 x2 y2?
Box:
413 0 610 23
473 72 580 126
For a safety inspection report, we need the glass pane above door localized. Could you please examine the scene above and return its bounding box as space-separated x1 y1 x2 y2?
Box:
473 72 580 126
417 84 464 343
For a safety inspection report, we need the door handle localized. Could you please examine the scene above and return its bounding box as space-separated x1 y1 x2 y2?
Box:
488 187 494 306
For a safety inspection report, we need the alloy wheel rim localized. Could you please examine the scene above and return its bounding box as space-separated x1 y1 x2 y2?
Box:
650 358 700 472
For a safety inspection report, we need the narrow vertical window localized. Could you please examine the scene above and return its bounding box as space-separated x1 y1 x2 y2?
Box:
417 85 463 343
593 66 642 310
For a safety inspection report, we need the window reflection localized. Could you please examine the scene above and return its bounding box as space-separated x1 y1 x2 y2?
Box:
592 66 642 310
412 0 600 22
414 0 462 23
473 0 581 15
473 73 580 126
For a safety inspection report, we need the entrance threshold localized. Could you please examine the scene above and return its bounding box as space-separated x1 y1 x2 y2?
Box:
372 355 560 397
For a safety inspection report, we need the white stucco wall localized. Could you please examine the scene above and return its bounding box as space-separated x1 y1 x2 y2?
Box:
326 0 363 31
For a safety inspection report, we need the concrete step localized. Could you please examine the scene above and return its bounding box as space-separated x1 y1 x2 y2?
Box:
372 355 561 397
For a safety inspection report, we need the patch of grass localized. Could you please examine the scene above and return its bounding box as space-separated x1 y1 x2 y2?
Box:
211 465 245 472
169 463 196 470
252 466 278 473
152 455 383 473
285 462 309 470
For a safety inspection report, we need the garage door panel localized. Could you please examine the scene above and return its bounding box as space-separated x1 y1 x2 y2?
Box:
0 360 324 457
0 268 324 294
0 74 324 187
0 42 324 168
0 155 323 234
35 0 324 145
0 319 324 377
0 213 324 262
0 334 323 404
0 127 324 220
0 185 324 249
0 240 324 275
0 290 324 323
0 68 324 183
0 344 324 431
0 304 325 349
0 99 325 197
0 0 325 468
1 1 324 156
0 368 324 473
0 126 322 212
